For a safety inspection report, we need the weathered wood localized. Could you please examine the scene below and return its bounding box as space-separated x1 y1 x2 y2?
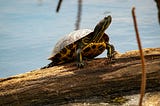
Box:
0 48 160 106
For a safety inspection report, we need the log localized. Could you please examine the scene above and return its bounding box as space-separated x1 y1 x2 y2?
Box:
0 48 160 106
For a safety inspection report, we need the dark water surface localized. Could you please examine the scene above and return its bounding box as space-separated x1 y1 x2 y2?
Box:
0 0 160 78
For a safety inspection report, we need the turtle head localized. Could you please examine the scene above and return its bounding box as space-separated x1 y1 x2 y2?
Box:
92 15 112 42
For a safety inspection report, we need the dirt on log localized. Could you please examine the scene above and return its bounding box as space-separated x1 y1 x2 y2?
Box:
0 48 160 106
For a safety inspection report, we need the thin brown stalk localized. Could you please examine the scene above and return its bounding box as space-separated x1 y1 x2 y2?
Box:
132 7 146 106
155 0 160 24
56 0 63 12
75 0 82 30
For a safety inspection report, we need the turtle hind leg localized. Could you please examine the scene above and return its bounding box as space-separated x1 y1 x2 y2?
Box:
40 62 56 69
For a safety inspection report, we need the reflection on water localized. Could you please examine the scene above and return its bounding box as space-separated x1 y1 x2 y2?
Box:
0 0 160 78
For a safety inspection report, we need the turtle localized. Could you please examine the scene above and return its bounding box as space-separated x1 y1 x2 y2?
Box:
41 15 115 69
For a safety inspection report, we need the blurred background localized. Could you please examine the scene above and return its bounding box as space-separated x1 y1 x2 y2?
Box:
0 0 160 78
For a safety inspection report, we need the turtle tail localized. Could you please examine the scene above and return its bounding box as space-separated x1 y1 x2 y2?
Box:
40 62 56 69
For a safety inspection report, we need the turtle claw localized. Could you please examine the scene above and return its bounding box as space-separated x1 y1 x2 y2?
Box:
107 51 117 64
107 52 115 60
77 62 85 68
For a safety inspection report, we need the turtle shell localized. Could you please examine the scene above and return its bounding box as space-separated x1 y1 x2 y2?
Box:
49 29 92 59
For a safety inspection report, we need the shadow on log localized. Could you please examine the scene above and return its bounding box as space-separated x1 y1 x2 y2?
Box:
0 48 160 106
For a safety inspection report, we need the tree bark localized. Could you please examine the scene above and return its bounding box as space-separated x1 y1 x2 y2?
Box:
0 48 160 106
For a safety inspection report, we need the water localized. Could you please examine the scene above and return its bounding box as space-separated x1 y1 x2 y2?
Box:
0 0 160 78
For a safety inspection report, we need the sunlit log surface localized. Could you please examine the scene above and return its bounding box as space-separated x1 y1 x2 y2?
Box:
0 48 160 106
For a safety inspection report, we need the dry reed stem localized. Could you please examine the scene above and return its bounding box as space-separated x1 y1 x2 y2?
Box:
56 0 63 12
75 0 82 30
132 7 146 106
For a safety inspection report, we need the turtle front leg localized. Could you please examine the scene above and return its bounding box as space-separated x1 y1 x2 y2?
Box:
76 48 85 68
106 43 116 59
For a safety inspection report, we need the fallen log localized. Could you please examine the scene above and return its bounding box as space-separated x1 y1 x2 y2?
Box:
0 48 160 106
